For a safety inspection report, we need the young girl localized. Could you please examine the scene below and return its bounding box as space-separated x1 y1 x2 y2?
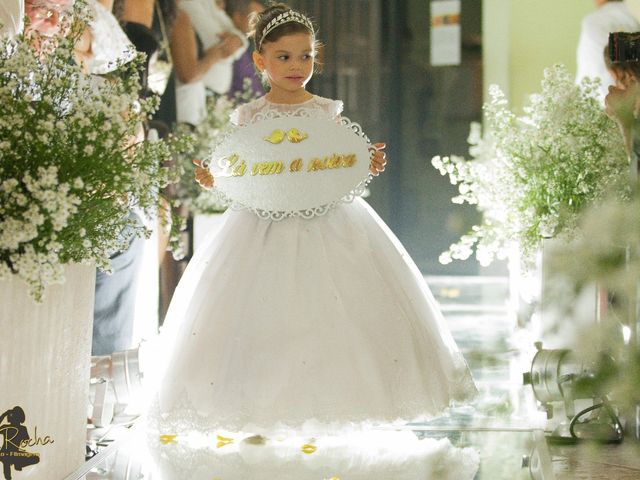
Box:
148 2 475 440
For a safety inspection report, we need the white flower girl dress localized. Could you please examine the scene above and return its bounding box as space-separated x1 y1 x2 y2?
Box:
146 95 476 439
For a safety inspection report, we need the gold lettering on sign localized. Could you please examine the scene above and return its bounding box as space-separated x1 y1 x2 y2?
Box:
221 153 358 178
289 158 303 172
307 154 357 172
251 161 284 176
221 154 247 177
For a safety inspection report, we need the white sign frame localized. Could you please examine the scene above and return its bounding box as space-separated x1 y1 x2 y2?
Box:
208 113 375 220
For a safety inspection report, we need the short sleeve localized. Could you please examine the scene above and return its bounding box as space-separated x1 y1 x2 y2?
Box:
230 104 252 126
331 100 344 118
230 97 267 125
309 96 343 119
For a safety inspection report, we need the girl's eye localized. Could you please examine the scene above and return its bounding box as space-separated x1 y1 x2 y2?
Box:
278 55 289 61
302 54 313 60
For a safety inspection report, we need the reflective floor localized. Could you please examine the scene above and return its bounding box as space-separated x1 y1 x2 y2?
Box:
67 275 640 480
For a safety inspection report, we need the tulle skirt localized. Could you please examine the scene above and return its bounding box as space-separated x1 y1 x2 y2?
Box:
145 198 475 436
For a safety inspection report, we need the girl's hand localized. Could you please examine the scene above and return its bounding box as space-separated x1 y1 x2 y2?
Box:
193 159 215 189
370 143 387 176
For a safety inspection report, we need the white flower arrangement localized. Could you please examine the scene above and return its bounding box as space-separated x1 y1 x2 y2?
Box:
0 3 189 301
173 83 256 215
432 65 629 266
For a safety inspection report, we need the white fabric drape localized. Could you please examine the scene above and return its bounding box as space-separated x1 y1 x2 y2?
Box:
86 0 135 75
0 0 24 38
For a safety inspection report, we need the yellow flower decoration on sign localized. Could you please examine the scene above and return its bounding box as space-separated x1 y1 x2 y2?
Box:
159 434 177 444
264 129 286 144
263 128 309 144
216 435 234 448
301 443 317 454
286 128 309 143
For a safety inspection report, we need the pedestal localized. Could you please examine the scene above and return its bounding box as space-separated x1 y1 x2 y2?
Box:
0 263 96 480
538 238 598 349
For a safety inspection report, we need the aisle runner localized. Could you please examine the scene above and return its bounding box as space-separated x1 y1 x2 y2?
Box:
144 429 479 480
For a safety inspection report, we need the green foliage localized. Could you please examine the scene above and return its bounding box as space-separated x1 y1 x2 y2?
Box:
172 83 257 215
433 65 629 266
0 6 190 300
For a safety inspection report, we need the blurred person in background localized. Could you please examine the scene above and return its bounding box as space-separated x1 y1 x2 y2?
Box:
577 0 639 102
224 0 265 99
171 0 244 126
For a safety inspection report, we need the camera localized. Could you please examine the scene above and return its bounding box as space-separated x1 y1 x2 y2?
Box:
609 31 640 63
523 343 623 444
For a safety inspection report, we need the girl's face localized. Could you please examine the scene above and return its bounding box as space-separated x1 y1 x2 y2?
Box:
254 32 315 99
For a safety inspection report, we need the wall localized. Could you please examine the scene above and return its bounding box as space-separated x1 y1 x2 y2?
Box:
484 0 593 113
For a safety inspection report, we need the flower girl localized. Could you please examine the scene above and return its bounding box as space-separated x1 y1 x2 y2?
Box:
148 2 475 441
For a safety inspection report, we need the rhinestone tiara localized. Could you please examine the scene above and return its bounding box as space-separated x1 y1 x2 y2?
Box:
258 10 314 50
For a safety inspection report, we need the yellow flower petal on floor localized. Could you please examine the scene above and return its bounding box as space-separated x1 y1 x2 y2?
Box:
159 434 177 444
301 443 317 454
216 434 234 448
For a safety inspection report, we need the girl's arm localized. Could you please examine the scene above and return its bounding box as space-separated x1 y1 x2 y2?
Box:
171 8 243 85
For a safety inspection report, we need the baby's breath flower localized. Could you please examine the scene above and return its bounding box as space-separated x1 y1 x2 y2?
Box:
0 3 190 302
171 92 256 220
433 64 628 266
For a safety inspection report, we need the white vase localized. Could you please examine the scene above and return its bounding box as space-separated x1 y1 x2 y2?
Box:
0 263 95 480
538 237 598 349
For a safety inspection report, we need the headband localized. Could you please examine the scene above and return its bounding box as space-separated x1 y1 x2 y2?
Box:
257 10 314 50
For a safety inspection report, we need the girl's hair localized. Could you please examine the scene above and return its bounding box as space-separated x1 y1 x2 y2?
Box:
249 2 316 52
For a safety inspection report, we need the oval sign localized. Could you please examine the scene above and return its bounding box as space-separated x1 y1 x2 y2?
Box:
208 116 372 216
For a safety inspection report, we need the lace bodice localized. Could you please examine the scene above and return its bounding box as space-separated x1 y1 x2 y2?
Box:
230 95 344 126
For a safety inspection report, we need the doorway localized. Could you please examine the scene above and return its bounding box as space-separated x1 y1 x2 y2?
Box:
289 0 483 275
